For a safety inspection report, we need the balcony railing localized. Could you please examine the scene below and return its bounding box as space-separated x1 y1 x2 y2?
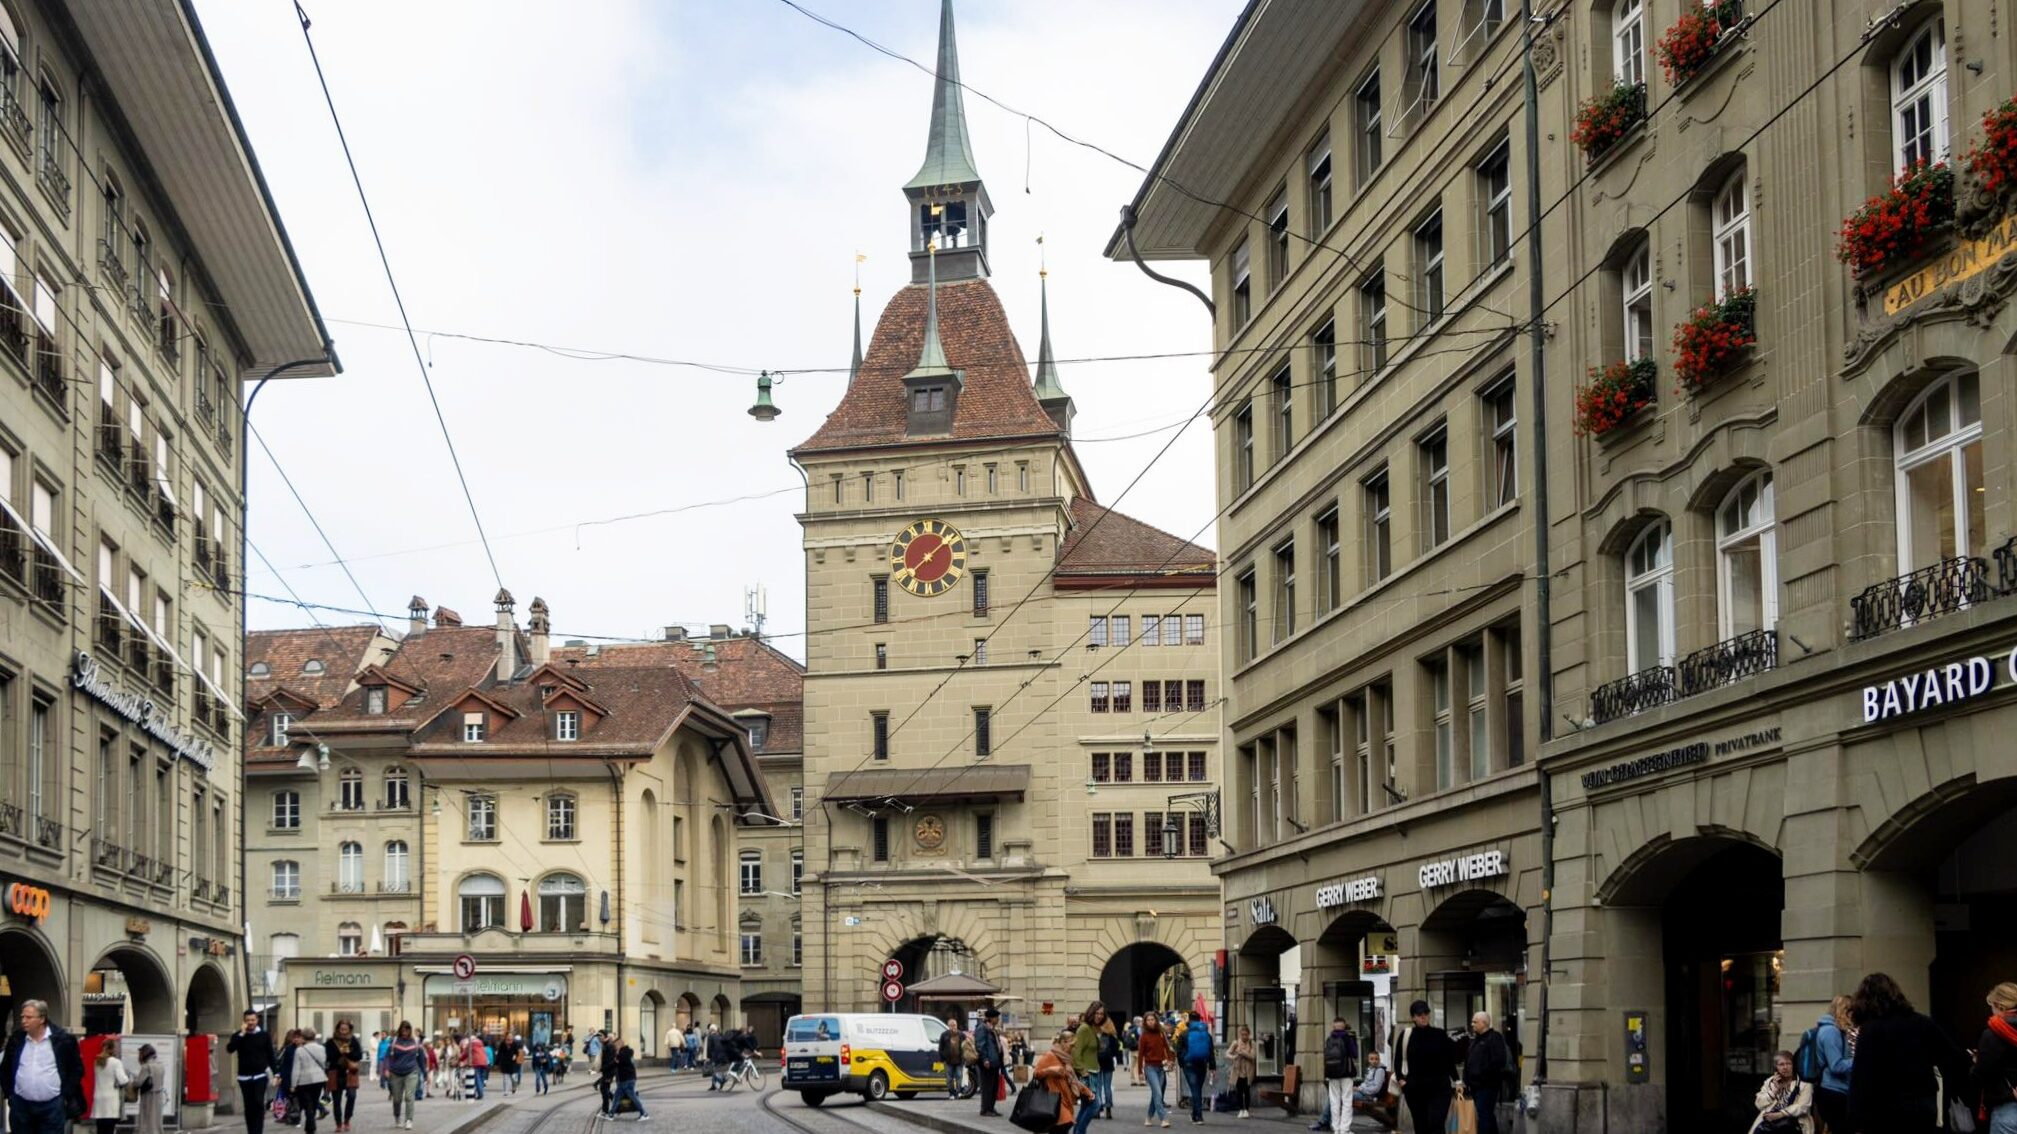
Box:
330 880 365 895
32 332 63 414
151 652 174 697
1849 552 1999 641
96 412 123 467
269 886 301 902
1677 628 1779 696
1591 665 1676 725
154 860 173 885
195 385 215 427
0 296 24 368
29 548 62 610
154 487 175 535
378 879 413 894
91 837 128 872
97 239 127 292
95 605 123 654
192 877 213 900
216 885 230 905
215 418 233 460
0 518 23 585
130 853 154 881
37 147 69 211
125 441 150 497
0 73 28 151
34 814 62 851
158 310 180 365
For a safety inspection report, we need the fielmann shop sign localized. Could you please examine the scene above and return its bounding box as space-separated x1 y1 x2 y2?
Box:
1860 644 2017 724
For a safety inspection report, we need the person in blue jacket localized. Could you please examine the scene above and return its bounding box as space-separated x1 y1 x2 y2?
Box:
1811 995 1855 1134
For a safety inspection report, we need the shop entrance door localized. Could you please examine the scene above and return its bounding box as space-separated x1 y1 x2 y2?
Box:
1250 987 1287 1078
1660 842 1783 1134
1322 981 1377 1064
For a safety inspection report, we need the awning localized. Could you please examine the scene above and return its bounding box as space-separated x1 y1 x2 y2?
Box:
823 764 1030 805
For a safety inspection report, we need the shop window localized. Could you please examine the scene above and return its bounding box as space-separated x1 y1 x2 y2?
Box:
1712 169 1751 300
1894 371 1984 574
1625 520 1677 672
1623 238 1654 360
1717 472 1778 638
272 789 299 830
336 843 363 893
1891 17 1948 172
546 793 577 840
1613 0 1645 88
338 768 363 811
337 922 362 957
538 873 587 932
740 850 762 895
270 860 300 900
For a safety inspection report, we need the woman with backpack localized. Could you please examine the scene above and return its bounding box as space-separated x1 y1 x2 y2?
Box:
1804 995 1855 1133
1974 981 2017 1134
1178 1013 1216 1126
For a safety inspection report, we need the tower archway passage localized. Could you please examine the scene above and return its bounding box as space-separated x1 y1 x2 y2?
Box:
86 945 176 1035
0 927 66 1028
185 963 233 1035
1098 943 1191 1023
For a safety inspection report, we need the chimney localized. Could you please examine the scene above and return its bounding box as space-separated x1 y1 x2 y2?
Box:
434 606 462 628
529 597 551 666
708 624 731 640
703 641 717 669
407 596 428 637
663 626 687 643
494 589 517 682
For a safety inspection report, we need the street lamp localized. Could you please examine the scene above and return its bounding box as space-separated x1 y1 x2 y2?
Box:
748 372 780 422
1161 789 1221 859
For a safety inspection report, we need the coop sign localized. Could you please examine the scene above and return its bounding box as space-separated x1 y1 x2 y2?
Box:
1882 212 2017 316
1315 875 1382 910
1860 649 2012 725
71 651 217 772
1417 850 1509 890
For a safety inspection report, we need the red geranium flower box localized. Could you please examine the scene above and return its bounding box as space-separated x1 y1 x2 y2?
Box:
1576 357 1658 437
1656 0 1746 87
1572 82 1647 162
1670 288 1756 394
1836 162 1955 280
1964 96 2017 200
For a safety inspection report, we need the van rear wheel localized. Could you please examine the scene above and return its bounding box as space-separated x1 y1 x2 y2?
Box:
800 1091 830 1107
866 1071 891 1101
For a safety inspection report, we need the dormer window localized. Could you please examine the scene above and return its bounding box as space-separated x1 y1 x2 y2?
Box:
911 387 946 413
462 712 486 743
364 687 387 715
268 712 291 747
302 659 325 675
555 710 579 742
250 662 270 677
748 718 770 752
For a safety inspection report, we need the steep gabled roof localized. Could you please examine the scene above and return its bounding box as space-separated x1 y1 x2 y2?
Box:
793 278 1061 453
1057 497 1217 578
246 625 384 710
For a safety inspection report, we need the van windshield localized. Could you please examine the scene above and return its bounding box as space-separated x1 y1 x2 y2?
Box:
786 1016 840 1043
922 1017 947 1043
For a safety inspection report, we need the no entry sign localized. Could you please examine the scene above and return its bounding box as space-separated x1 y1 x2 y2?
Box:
881 959 904 980
881 980 904 1003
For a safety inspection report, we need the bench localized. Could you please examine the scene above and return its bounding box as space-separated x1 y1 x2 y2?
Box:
1353 1094 1399 1130
1255 1065 1300 1115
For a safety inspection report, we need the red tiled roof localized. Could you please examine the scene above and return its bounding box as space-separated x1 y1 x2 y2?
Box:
304 626 508 732
245 626 391 765
794 278 1062 453
551 636 804 754
1057 497 1216 577
406 665 706 755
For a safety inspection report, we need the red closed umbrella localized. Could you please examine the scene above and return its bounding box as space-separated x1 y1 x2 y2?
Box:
520 889 534 931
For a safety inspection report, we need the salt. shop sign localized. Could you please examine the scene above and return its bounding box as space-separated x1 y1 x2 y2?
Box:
1883 212 2017 316
1314 874 1382 910
1860 648 2017 725
1248 897 1277 926
1418 850 1509 890
71 651 216 772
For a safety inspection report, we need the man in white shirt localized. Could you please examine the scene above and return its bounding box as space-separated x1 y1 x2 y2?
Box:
0 999 85 1134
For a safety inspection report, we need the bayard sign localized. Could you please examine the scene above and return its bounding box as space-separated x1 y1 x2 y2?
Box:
1861 646 2017 724
1883 212 2017 315
71 651 216 773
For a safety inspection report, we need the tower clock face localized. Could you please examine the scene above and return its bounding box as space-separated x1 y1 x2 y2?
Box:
890 518 967 597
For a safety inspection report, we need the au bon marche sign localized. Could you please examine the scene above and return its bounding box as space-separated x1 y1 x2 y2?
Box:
1881 212 2017 316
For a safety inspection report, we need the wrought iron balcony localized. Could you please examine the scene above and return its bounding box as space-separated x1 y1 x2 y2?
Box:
91 837 128 872
378 879 413 894
31 333 63 414
157 310 180 364
330 880 365 895
0 74 28 150
34 814 62 851
1677 629 1779 696
195 385 215 426
1591 665 1676 725
0 802 22 840
154 860 174 884
97 239 127 292
1849 552 1998 641
215 418 233 459
131 853 155 882
37 147 69 211
192 877 213 900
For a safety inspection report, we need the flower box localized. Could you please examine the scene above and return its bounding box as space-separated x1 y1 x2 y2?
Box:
1837 162 1955 280
1671 288 1756 394
1656 0 1746 88
1965 97 2017 209
1572 82 1647 163
1576 356 1658 437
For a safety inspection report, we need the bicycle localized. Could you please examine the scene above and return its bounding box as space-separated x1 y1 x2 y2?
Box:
717 1054 764 1092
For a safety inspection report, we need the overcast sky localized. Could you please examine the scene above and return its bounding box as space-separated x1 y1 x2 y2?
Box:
197 0 1235 658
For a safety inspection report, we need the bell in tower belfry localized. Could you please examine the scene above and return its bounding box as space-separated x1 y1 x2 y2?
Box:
904 0 992 283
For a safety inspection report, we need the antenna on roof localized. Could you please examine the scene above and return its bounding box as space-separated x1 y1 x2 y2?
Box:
744 585 768 638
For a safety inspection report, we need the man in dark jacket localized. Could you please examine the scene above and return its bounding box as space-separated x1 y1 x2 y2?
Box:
0 999 87 1134
595 1033 616 1115
1392 1000 1458 1134
1847 973 1970 1134
705 1028 731 1091
1462 1013 1511 1134
974 1008 1004 1117
939 1016 967 1098
225 1010 278 1134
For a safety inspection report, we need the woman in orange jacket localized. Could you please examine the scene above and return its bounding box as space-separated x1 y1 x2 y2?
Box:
1034 1030 1095 1133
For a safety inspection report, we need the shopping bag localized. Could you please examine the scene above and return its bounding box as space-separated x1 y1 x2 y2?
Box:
1447 1088 1479 1134
1010 1082 1062 1133
998 1073 1010 1102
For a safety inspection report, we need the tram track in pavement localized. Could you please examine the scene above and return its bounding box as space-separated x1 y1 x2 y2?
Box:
760 1084 907 1134
509 1075 703 1134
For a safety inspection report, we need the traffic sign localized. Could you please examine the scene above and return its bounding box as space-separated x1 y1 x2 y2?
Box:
452 954 476 980
881 958 904 980
881 980 904 1003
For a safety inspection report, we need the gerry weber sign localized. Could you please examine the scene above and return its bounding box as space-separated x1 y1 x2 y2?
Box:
1418 850 1509 890
1315 875 1382 910
71 651 217 773
1860 647 2017 725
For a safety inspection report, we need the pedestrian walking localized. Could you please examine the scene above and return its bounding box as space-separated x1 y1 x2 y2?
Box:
1809 995 1855 1133
704 1027 730 1091
941 1015 968 1097
383 1023 423 1131
602 1043 647 1121
323 1021 362 1133
88 1038 130 1134
463 1033 490 1100
1391 1000 1457 1134
1071 1004 1107 1134
225 1010 276 1134
1177 1011 1215 1126
374 1032 392 1101
1127 1018 1145 1087
286 1030 328 1134
597 1033 618 1113
1227 1026 1257 1120
1463 1013 1509 1134
683 1028 700 1075
975 1007 1005 1117
1750 1050 1814 1134
1139 1014 1172 1129
1320 1018 1358 1128
1099 1015 1123 1118
133 1045 163 1134
1974 981 2017 1134
1034 1030 1095 1134
1847 971 1971 1134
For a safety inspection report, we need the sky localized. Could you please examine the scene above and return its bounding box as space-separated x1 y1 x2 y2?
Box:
196 0 1239 658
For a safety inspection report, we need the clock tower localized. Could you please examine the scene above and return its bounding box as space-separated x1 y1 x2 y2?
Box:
790 0 1220 1023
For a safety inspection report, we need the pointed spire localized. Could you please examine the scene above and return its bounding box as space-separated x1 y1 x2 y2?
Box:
905 0 982 190
1033 269 1066 401
905 243 955 381
849 284 864 386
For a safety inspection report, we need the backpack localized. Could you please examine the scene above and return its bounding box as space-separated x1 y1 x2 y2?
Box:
1183 1026 1213 1066
1793 1025 1824 1083
962 1036 979 1064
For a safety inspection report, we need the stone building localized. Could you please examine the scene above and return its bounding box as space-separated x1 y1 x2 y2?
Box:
0 0 333 1084
1111 0 1555 1105
553 626 806 1048
244 595 772 1049
788 0 1223 1027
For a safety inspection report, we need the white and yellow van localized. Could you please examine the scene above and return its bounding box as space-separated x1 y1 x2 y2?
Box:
780 1012 951 1105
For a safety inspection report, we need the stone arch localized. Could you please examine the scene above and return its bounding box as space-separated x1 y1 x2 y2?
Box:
711 993 732 1028
0 925 68 1027
1098 943 1190 1020
639 989 665 1056
856 903 1004 987
676 992 701 1029
1597 827 1783 907
1855 353 1979 426
89 943 177 1034
184 962 233 1034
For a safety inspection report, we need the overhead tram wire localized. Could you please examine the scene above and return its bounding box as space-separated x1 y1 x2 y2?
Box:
293 1 505 591
247 420 386 631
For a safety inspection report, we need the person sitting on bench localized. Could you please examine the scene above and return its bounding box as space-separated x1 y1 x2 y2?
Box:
1352 1053 1389 1111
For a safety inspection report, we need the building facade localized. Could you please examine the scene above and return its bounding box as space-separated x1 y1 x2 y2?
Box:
245 595 773 1050
1538 0 2017 1128
1113 0 1556 1105
0 0 333 1080
790 0 1223 1027
553 626 807 1048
